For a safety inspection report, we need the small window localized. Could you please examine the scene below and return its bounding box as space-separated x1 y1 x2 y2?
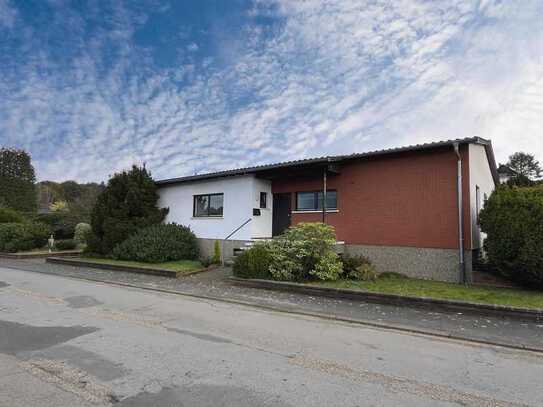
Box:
193 193 223 217
296 190 337 211
260 192 267 209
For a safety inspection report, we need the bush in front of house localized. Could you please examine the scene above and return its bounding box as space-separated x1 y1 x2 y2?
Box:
0 222 49 253
54 239 77 251
232 243 272 279
74 222 92 245
111 223 199 263
340 253 378 280
349 263 379 281
267 222 343 281
87 166 168 255
233 223 343 282
479 185 543 288
0 208 25 224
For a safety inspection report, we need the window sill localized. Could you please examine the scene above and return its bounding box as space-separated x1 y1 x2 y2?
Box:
191 216 224 219
292 210 339 214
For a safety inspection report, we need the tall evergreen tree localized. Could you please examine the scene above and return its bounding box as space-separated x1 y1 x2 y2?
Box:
0 148 37 213
88 165 168 254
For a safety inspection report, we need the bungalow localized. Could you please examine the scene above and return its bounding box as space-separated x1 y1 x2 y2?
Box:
156 137 498 283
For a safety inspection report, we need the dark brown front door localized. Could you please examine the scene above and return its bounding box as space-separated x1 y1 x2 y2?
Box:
273 193 291 236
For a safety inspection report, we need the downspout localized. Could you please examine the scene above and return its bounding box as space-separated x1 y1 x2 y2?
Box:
322 167 327 223
454 143 466 284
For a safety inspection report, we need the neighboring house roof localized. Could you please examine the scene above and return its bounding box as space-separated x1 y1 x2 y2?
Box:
156 137 499 186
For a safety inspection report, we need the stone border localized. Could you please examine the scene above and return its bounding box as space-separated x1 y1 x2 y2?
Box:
46 257 216 278
0 250 82 260
229 277 543 322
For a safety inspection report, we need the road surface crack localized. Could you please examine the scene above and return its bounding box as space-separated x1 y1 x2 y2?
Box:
20 358 118 405
289 356 529 407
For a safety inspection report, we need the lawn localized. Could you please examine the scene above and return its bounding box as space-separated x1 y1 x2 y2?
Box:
312 273 543 310
80 257 203 274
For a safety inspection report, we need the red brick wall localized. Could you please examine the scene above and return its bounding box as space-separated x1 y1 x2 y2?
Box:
272 146 470 250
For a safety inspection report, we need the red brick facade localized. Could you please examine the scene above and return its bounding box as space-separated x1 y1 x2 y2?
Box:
272 146 471 250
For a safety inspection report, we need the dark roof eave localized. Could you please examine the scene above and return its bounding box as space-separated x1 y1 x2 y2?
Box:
156 137 499 186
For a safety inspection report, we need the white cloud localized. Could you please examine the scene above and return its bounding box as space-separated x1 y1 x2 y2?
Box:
0 0 16 29
0 0 542 183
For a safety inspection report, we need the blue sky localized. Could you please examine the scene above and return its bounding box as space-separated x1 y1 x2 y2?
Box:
1 0 542 182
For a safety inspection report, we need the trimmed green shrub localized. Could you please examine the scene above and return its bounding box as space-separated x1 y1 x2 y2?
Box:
55 239 77 251
74 223 92 245
267 222 343 281
88 166 168 255
0 208 25 223
111 223 198 263
340 254 370 277
479 185 543 288
0 222 49 253
212 240 221 264
349 263 379 281
233 243 272 279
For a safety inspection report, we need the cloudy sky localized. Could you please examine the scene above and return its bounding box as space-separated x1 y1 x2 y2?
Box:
1 0 542 182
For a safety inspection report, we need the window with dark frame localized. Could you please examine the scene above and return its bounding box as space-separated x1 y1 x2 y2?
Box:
260 192 267 209
295 190 337 211
193 193 224 217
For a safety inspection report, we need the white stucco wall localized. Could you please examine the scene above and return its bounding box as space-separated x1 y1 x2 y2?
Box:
158 175 254 240
468 144 496 250
251 177 273 238
157 175 273 240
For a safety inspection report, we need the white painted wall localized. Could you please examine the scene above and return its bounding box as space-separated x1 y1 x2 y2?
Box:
157 175 273 241
251 177 273 238
468 144 496 250
158 175 254 240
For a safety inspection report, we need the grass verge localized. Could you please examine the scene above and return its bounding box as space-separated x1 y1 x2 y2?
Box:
79 257 203 274
311 273 543 310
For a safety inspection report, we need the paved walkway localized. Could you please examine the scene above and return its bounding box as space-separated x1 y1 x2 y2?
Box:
1 258 542 351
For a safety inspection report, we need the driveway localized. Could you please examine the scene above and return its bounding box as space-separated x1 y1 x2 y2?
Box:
1 266 543 406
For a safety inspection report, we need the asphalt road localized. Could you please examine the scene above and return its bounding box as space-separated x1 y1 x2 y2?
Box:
1 267 542 406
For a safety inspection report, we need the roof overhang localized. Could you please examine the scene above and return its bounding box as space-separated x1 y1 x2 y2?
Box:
155 137 499 187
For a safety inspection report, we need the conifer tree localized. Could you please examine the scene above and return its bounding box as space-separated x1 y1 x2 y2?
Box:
88 165 168 254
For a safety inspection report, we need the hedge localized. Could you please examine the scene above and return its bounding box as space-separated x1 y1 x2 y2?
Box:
111 223 199 263
479 185 543 288
0 208 25 224
0 222 49 253
232 244 272 279
55 239 77 251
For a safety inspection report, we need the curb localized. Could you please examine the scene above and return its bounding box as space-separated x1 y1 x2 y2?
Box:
46 257 215 278
0 251 82 260
2 263 543 354
229 277 543 322
0 266 543 353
